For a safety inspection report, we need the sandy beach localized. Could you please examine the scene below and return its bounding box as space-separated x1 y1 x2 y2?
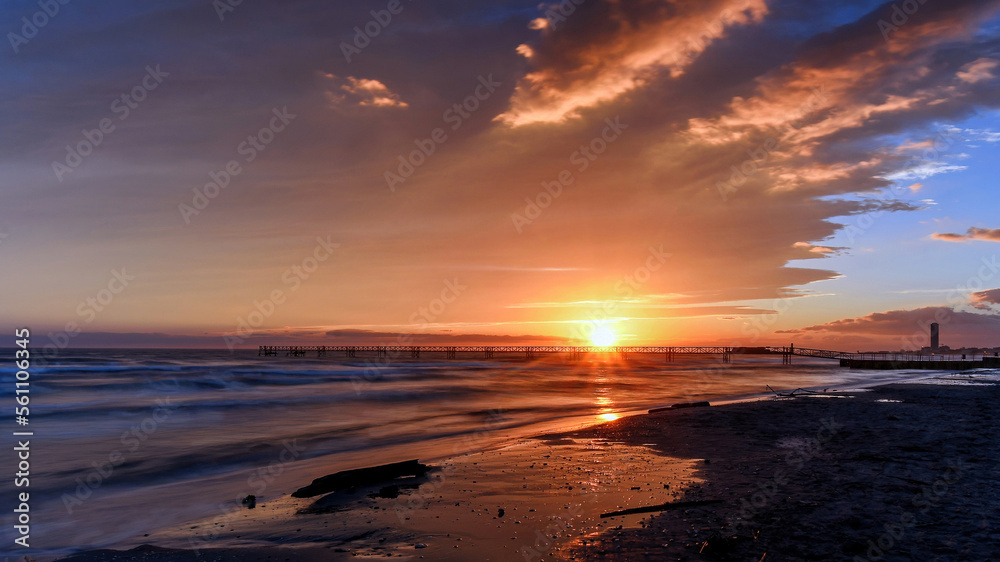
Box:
55 375 999 561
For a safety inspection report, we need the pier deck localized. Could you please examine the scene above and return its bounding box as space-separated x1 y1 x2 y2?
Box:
257 344 999 369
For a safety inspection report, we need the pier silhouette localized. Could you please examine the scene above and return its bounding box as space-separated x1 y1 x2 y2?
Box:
257 344 998 369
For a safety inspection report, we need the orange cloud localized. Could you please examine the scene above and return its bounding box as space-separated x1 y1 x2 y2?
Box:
687 9 987 150
662 0 1000 210
971 289 1000 309
497 0 768 126
957 57 999 83
779 306 1000 348
792 241 841 256
321 73 408 108
932 227 1000 242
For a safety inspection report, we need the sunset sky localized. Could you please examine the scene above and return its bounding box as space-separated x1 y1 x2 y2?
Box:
3 0 1000 351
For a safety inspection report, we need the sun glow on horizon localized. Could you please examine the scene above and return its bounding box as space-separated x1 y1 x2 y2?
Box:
589 325 619 347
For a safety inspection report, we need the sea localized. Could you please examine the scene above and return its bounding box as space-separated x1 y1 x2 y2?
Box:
0 348 962 557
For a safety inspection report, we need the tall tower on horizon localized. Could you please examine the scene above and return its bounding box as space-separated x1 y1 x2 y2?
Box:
930 322 940 351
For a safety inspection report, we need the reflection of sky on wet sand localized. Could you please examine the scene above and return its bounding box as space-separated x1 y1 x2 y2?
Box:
142 436 704 558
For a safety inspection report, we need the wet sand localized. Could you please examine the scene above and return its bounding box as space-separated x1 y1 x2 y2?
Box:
556 378 1000 561
55 375 1000 561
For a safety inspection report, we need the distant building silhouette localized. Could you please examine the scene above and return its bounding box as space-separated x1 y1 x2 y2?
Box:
930 322 939 351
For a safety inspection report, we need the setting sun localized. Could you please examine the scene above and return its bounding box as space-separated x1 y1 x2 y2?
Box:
589 325 619 347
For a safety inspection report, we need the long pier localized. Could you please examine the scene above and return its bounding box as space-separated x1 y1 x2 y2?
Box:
257 344 1000 369
841 355 999 370
258 344 802 362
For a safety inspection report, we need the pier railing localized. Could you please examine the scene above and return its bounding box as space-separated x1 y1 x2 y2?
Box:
258 344 764 361
257 345 996 368
255 344 824 363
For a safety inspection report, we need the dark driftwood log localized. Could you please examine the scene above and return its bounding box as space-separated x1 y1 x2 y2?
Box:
648 401 710 414
600 499 724 518
291 459 430 498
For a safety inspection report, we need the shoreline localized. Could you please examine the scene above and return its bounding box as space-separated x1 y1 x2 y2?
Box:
53 373 999 561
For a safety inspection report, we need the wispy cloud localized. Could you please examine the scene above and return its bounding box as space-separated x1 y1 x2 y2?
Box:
779 306 1000 345
957 57 999 83
882 162 967 181
971 288 1000 309
452 266 590 272
497 0 768 126
932 227 1000 242
321 73 408 108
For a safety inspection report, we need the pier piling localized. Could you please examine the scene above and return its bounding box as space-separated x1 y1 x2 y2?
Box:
254 345 990 370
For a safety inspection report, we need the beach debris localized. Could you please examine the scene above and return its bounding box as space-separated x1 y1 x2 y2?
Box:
377 485 400 498
241 494 256 509
600 499 723 518
648 401 710 414
766 385 827 397
292 459 430 498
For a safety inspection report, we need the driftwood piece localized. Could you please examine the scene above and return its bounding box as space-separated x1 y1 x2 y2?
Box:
292 459 430 498
648 401 710 414
767 385 826 397
600 499 724 518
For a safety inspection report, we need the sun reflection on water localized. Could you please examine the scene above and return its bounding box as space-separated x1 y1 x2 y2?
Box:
594 366 619 422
